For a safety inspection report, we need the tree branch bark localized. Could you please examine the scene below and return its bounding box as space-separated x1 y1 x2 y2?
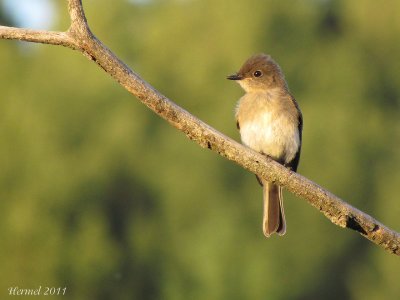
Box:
0 0 399 255
0 26 76 49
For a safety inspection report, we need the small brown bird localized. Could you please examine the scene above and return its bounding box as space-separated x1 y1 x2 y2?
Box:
227 54 302 237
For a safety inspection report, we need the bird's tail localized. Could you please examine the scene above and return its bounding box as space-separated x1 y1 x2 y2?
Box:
262 180 286 237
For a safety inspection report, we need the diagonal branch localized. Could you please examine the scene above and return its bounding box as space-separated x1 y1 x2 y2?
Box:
0 0 399 255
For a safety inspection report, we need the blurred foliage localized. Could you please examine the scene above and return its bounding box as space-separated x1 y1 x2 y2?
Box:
0 0 399 299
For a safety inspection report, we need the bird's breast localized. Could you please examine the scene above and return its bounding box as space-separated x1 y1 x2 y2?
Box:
236 92 300 163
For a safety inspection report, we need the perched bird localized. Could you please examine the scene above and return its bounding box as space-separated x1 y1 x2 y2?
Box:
227 54 303 237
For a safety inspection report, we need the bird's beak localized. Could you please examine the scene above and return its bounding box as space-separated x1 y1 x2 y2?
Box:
227 73 243 80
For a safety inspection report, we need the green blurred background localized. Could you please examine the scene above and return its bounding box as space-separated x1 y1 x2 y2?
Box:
1 0 399 299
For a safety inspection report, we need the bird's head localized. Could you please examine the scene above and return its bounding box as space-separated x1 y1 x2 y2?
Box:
227 53 287 93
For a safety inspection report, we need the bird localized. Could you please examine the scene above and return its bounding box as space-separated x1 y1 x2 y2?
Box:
227 53 303 237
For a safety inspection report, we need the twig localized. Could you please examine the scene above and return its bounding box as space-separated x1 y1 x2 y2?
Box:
0 0 398 255
0 26 76 49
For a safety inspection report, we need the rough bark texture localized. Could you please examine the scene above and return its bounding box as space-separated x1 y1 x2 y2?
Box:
0 0 399 255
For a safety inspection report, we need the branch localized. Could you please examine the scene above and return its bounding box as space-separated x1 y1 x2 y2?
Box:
0 26 77 49
0 0 399 255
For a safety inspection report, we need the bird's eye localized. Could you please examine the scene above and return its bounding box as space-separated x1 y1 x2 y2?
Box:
253 70 263 77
